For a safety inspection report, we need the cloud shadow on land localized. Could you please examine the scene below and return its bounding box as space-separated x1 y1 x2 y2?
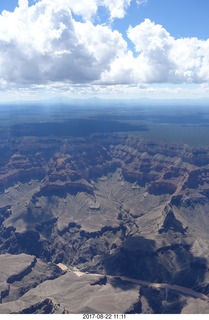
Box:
102 236 170 282
139 286 187 314
11 118 149 138
102 235 208 290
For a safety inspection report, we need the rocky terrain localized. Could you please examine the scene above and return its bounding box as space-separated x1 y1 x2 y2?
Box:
1 131 209 313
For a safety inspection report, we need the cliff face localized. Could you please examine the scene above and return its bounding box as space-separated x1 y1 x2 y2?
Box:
0 253 63 307
1 133 209 313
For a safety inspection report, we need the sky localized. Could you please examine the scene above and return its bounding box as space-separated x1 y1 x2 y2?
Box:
0 0 209 102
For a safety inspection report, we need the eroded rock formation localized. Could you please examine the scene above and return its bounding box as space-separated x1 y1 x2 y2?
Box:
1 133 209 313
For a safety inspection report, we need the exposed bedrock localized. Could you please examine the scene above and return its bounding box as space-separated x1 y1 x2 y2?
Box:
1 134 209 313
0 253 63 306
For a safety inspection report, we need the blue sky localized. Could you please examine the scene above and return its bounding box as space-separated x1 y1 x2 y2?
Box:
0 0 36 13
1 1 208 39
0 0 209 102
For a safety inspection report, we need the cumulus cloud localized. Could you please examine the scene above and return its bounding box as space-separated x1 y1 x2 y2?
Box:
32 0 132 21
101 19 209 84
128 19 209 83
101 0 132 20
60 0 98 20
0 0 127 85
0 1 209 92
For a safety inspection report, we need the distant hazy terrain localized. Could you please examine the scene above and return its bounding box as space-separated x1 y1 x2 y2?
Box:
1 103 209 314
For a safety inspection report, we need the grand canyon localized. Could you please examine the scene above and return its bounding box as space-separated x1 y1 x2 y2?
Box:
1 104 209 314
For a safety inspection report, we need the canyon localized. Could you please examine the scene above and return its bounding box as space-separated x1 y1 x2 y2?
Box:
1 128 209 313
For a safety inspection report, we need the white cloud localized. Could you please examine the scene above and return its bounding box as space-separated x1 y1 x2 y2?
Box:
126 19 177 83
74 20 126 69
45 0 133 21
0 1 209 97
61 0 98 20
101 0 132 20
18 0 29 8
101 19 209 85
0 0 127 86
